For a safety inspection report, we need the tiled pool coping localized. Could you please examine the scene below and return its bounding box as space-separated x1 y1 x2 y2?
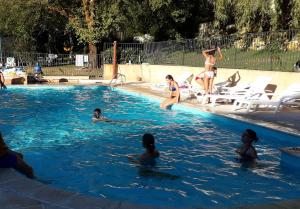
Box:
1 84 300 209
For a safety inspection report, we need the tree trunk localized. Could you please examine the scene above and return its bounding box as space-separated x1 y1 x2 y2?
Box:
83 0 97 69
88 42 97 69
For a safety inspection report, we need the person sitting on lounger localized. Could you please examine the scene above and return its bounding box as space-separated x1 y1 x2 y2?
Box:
236 129 258 162
160 75 180 109
0 132 35 178
92 108 111 122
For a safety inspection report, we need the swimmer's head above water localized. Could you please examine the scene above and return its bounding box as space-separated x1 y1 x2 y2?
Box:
93 108 101 119
242 129 258 144
142 133 156 153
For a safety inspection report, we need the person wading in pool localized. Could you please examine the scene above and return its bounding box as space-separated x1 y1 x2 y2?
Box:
140 133 160 164
202 47 223 102
160 75 180 109
92 108 112 122
128 133 179 179
236 129 258 162
0 70 7 89
0 132 34 178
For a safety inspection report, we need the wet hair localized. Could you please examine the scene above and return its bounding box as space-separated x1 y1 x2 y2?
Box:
208 49 216 55
165 75 174 81
94 108 101 114
245 129 258 143
142 133 156 153
93 108 101 118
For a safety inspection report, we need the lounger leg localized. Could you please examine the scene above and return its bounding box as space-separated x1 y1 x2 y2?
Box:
232 100 239 111
275 104 280 113
202 95 208 105
211 97 216 107
246 104 251 113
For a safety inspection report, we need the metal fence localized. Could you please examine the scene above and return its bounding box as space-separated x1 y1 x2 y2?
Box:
0 52 103 78
103 43 144 64
103 30 300 72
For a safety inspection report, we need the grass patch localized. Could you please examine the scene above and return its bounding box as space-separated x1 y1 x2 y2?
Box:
144 47 299 71
25 65 103 77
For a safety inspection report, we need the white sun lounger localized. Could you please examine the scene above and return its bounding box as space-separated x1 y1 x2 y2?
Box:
201 76 272 106
233 83 300 113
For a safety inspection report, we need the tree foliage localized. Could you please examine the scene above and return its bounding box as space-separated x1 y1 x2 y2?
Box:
215 0 300 34
0 0 299 53
0 0 47 51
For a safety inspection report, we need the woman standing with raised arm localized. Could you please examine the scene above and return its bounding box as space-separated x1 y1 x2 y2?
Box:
202 47 223 98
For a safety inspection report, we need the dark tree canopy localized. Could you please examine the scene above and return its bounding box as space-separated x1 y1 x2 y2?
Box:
0 0 298 53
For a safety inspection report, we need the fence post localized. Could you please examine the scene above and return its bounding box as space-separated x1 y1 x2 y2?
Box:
112 41 118 79
234 48 237 69
270 50 272 71
182 43 185 66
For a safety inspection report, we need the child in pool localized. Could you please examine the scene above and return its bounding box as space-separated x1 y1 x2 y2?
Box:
128 134 179 179
92 108 111 122
236 129 258 161
128 133 159 165
140 133 160 163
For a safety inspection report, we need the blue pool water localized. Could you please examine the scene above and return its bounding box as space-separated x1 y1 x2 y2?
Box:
1 85 300 208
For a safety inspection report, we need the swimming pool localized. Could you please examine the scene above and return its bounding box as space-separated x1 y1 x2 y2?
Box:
1 85 300 208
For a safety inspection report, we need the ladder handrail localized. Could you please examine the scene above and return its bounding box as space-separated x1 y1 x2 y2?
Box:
109 73 126 87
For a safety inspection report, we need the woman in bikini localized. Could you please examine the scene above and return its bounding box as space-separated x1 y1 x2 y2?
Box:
202 47 223 96
160 75 180 109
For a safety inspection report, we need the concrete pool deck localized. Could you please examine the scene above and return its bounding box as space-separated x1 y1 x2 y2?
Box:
1 82 300 209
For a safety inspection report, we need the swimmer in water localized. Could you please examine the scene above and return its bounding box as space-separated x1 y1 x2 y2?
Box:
128 134 179 179
92 108 111 122
0 132 34 178
236 129 258 162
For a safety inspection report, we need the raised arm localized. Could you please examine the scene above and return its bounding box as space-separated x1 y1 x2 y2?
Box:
217 47 223 61
202 49 210 58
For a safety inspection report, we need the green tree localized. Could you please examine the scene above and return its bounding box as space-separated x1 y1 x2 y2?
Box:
290 0 300 29
0 0 47 51
214 0 237 32
235 0 273 33
48 0 125 67
147 0 214 40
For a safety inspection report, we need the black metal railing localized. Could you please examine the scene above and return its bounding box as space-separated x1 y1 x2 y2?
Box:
0 52 103 78
103 42 144 64
103 30 300 72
